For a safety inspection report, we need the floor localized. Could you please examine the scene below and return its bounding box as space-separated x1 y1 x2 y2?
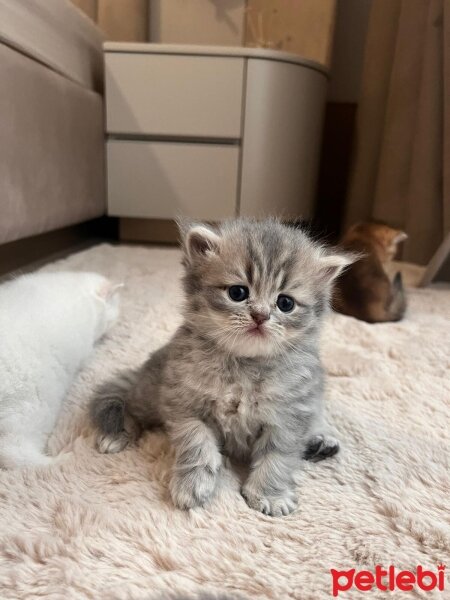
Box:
0 243 449 600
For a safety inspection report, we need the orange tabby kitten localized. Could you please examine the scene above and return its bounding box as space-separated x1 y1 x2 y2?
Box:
333 222 407 323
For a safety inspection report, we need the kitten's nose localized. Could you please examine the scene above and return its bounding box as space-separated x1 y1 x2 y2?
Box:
251 311 270 325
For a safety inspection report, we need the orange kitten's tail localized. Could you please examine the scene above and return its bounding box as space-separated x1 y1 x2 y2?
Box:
388 272 407 321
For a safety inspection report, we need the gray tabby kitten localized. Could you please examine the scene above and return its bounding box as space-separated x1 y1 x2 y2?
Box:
91 219 351 517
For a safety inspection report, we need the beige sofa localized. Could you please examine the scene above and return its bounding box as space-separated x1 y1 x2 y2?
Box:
0 0 105 245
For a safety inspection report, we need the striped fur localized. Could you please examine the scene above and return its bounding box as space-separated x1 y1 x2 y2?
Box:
90 219 350 516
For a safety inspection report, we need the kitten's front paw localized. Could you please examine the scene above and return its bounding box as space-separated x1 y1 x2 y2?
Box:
97 431 131 454
241 485 297 517
304 434 340 462
170 465 219 510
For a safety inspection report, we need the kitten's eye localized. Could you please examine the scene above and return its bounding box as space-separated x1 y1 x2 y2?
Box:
228 285 249 302
277 294 295 313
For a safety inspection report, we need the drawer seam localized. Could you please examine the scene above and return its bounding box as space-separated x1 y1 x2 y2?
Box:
108 133 241 146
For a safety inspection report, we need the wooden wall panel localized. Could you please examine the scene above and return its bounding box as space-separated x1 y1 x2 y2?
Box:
70 0 98 22
71 0 149 41
245 0 337 68
150 0 246 46
314 102 357 240
98 0 149 42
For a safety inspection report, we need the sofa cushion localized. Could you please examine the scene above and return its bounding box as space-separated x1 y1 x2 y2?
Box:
0 0 103 92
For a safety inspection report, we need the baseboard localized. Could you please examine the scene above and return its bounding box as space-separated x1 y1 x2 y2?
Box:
119 218 180 244
0 217 118 277
119 217 318 245
420 232 450 286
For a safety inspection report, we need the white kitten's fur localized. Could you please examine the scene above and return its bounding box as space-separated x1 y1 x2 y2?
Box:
0 271 120 469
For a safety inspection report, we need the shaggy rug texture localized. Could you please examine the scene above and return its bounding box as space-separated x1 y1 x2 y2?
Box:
0 244 449 600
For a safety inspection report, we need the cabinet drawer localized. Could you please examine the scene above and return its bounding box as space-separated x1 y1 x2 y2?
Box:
107 140 238 220
105 53 244 138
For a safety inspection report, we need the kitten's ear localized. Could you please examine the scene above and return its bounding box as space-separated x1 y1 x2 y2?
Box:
96 281 124 302
183 224 221 261
317 252 355 285
393 231 408 245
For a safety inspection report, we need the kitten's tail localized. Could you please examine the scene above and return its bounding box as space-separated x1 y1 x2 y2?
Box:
90 369 141 454
388 272 407 321
0 436 67 469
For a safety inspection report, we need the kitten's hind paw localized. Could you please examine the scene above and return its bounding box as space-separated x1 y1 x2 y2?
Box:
241 486 297 517
304 434 340 462
52 450 74 465
170 465 219 510
97 431 131 454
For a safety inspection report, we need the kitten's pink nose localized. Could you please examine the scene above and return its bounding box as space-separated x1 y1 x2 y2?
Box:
251 311 270 325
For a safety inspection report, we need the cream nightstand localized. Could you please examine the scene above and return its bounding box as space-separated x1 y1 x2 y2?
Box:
104 43 328 239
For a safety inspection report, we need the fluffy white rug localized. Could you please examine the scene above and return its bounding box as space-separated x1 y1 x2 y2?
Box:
0 244 449 600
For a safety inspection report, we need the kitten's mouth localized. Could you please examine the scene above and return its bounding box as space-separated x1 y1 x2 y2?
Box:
247 325 266 337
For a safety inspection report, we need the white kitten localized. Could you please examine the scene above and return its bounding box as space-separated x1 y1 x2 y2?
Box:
0 271 120 469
